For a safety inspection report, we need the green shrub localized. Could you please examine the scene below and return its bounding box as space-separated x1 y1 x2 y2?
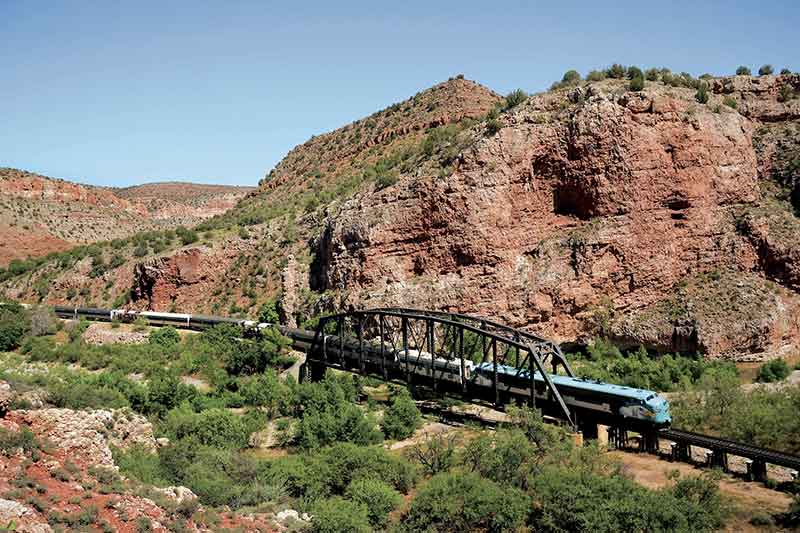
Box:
375 173 398 189
696 83 709 103
780 68 791 75
485 118 502 135
0 302 30 351
311 497 371 533
176 226 198 246
504 89 528 110
758 64 774 76
149 327 180 349
297 401 382 449
606 63 626 79
133 244 148 257
345 478 402 528
561 70 581 83
629 76 644 92
381 388 421 440
645 68 660 81
238 370 290 416
0 427 39 456
257 300 280 324
626 66 643 80
723 96 738 109
756 358 791 383
164 406 251 449
114 444 169 486
586 70 606 82
736 65 752 76
402 471 529 532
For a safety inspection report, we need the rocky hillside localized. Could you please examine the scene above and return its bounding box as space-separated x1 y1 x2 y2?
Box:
0 169 252 266
115 182 255 222
4 72 800 360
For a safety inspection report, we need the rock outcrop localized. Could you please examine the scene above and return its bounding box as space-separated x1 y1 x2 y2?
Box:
313 79 800 358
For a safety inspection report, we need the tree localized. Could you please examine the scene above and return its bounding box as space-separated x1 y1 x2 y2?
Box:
780 68 792 75
381 388 421 439
645 68 660 81
401 471 530 533
758 64 774 76
345 478 402 528
736 66 752 76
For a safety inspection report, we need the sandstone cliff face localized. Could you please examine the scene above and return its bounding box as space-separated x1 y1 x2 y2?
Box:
314 79 800 359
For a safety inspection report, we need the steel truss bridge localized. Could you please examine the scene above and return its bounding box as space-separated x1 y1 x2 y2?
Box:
51 305 800 482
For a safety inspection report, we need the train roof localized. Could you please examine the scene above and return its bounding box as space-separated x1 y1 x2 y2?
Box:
476 362 656 401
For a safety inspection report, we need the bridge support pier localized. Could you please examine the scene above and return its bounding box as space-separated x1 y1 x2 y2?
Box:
641 432 660 454
705 450 729 472
579 421 598 441
745 459 768 482
306 360 326 383
608 427 628 449
670 442 691 463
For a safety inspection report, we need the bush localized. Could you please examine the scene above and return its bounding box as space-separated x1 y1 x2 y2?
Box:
164 406 251 449
756 358 791 383
504 89 528 110
311 497 371 533
629 76 644 92
239 370 291 416
381 388 421 440
345 478 402 528
696 83 709 103
133 244 148 257
149 327 180 349
736 65 752 76
402 471 529 532
375 174 398 189
530 467 726 532
586 70 606 82
485 118 502 135
0 302 30 351
561 70 581 83
626 66 643 80
257 300 280 324
780 68 792 75
758 64 774 76
606 63 626 79
0 427 39 456
645 68 660 81
723 96 738 109
176 226 198 246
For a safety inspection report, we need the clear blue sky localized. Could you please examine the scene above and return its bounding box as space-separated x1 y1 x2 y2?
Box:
2 1 798 187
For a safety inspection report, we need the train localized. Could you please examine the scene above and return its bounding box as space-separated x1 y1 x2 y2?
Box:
52 306 672 430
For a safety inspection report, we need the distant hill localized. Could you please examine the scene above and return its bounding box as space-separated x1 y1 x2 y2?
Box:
0 168 252 266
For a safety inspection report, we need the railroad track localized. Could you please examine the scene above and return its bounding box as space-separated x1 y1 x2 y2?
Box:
45 304 800 482
660 428 800 473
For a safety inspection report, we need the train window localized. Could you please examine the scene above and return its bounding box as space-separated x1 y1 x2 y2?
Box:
646 394 655 400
